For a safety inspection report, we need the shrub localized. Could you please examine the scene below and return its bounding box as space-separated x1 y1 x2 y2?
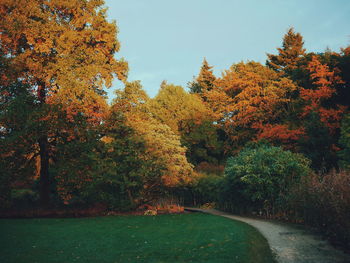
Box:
301 170 350 249
11 189 38 208
195 162 224 176
221 143 312 216
144 209 157 216
180 173 223 206
339 114 350 170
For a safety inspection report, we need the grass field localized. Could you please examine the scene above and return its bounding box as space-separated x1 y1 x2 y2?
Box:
0 213 275 263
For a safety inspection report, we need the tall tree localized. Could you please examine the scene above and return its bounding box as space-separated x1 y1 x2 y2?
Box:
113 82 196 188
189 58 216 94
338 114 350 170
207 61 298 150
147 82 224 165
300 56 345 133
0 0 128 206
147 83 212 134
266 27 306 75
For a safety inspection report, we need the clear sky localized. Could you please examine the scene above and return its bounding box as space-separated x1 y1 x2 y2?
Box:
105 0 350 98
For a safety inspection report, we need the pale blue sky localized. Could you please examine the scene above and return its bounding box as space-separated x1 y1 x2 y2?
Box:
105 0 350 98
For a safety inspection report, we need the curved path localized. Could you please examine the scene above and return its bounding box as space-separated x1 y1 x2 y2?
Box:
185 208 350 263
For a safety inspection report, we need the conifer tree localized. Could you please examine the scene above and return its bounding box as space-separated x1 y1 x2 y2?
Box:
190 59 216 94
266 27 306 75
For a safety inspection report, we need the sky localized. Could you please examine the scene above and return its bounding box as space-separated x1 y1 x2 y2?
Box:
105 0 350 99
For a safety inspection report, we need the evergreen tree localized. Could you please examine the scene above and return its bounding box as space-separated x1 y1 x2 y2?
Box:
190 59 216 94
338 114 350 170
267 27 306 75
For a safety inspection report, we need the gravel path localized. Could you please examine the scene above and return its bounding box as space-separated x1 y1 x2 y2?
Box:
185 208 350 263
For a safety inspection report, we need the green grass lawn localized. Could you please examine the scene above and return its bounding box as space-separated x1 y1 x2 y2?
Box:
0 213 275 263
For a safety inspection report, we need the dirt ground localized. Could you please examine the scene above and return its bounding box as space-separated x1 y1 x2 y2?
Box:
186 208 350 263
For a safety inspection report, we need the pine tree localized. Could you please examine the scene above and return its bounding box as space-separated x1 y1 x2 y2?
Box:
266 27 306 75
190 58 216 94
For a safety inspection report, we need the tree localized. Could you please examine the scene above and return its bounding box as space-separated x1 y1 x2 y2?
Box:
189 58 216 94
0 82 38 207
266 27 306 75
147 83 212 134
51 110 164 210
112 82 196 188
300 56 345 133
298 112 336 171
206 61 297 149
0 0 128 206
147 82 225 165
338 114 350 170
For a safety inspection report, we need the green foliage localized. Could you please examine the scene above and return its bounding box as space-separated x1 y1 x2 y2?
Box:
10 189 38 208
181 120 225 165
0 82 39 207
339 114 350 170
51 112 164 211
222 143 311 214
182 173 223 206
299 112 336 172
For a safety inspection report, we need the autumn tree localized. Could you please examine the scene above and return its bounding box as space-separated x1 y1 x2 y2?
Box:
206 61 298 150
297 56 346 170
317 45 350 108
189 58 216 94
147 83 212 133
266 27 306 76
147 82 224 165
300 56 345 132
0 0 128 206
112 81 196 188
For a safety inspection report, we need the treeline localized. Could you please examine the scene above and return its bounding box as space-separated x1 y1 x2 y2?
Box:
1 0 350 248
181 28 350 249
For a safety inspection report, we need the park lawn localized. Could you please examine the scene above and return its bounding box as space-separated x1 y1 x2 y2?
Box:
0 213 275 263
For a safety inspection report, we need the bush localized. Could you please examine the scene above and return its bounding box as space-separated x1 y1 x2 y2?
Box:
179 173 223 206
339 114 350 170
301 170 350 249
221 143 312 216
11 189 38 208
195 162 224 176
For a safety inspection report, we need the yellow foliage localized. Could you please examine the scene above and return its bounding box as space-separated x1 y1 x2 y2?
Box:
147 83 213 134
111 82 196 187
0 0 128 118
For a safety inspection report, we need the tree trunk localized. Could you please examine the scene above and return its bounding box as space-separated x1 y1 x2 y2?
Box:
39 135 50 207
127 189 134 206
37 81 50 207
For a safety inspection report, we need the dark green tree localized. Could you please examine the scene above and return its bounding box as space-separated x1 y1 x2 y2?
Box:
338 114 350 170
298 112 337 172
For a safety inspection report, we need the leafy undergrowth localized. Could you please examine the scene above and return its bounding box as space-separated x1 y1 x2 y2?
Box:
0 213 275 263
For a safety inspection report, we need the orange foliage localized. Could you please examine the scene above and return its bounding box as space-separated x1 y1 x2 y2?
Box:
202 62 297 146
212 62 296 127
254 123 305 145
301 56 346 132
0 0 127 117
